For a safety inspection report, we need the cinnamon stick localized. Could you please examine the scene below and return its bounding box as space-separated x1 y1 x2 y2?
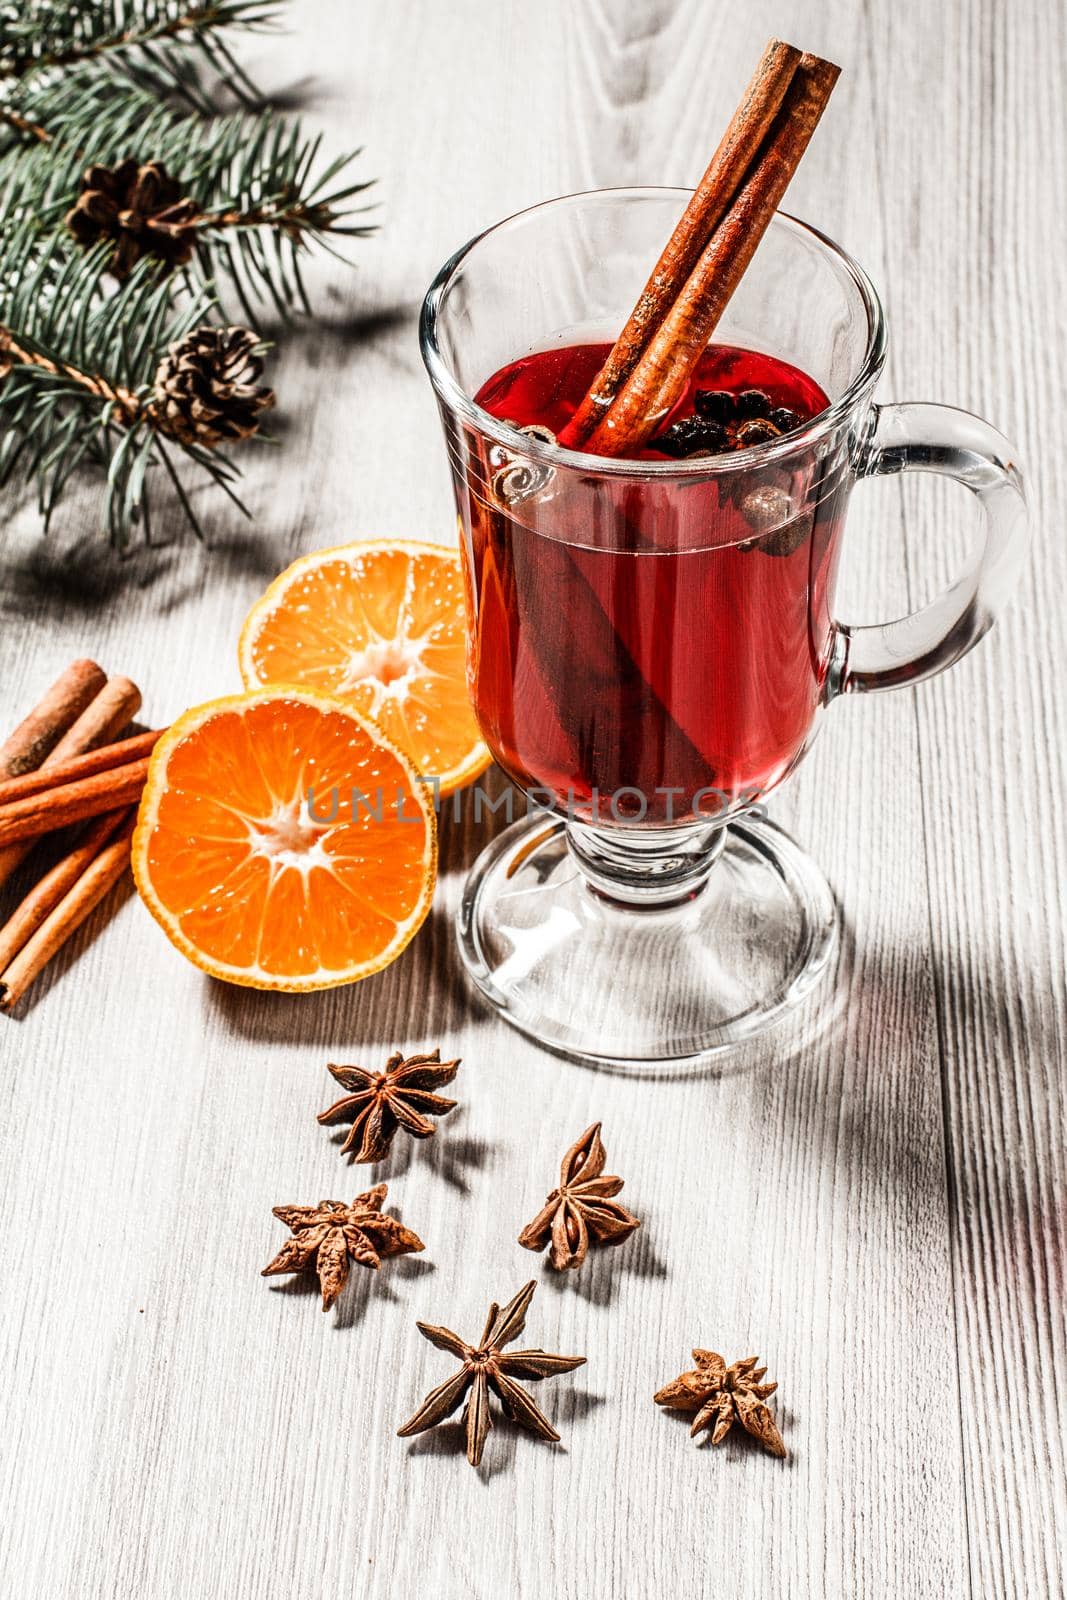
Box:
580 51 840 459
0 659 107 778
0 757 150 849
560 38 803 449
48 674 142 762
0 727 163 807
0 673 142 891
0 809 128 975
0 812 136 1012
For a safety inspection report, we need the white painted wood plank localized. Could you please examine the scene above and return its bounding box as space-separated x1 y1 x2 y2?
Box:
863 3 1067 1595
0 3 1060 1598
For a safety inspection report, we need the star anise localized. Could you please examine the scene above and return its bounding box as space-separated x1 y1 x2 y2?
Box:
654 1350 786 1457
518 1122 640 1270
316 1048 460 1163
397 1281 585 1468
261 1183 423 1311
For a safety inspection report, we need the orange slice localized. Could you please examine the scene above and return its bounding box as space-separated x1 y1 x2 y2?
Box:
132 689 436 991
237 538 491 797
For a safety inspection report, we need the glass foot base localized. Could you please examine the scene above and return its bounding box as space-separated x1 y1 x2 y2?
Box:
457 813 839 1072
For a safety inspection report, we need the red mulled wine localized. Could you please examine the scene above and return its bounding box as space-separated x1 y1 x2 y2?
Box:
465 341 845 824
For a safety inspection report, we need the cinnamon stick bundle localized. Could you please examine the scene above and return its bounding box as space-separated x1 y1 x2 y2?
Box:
0 663 147 1011
0 672 142 892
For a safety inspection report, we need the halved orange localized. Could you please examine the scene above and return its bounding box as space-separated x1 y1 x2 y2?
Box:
237 539 491 797
132 689 436 991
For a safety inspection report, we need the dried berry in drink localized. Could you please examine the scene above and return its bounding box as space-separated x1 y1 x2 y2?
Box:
735 418 780 447
693 389 737 423
694 420 730 453
738 485 814 557
769 407 801 434
653 416 730 457
721 462 792 511
650 423 692 458
739 484 794 535
757 512 814 558
735 388 772 419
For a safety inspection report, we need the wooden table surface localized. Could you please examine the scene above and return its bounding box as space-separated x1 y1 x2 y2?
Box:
1 3 1063 1597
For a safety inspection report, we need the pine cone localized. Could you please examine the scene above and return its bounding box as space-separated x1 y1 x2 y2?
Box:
66 159 200 279
152 326 274 448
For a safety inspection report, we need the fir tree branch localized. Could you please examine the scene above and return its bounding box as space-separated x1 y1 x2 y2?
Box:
0 230 267 545
0 71 375 317
0 328 141 422
0 65 171 157
0 106 49 141
0 3 371 544
0 2 282 96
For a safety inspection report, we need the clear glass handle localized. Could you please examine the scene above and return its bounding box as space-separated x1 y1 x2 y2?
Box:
837 402 1029 694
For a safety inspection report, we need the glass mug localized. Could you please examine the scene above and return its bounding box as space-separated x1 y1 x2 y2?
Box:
421 189 1028 1069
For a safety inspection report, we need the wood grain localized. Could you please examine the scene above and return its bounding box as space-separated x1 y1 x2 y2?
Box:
0 3 1062 1598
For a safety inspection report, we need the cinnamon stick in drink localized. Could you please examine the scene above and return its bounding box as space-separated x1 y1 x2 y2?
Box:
569 49 840 459
561 38 803 449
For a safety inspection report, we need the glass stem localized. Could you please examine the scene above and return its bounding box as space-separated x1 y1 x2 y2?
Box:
565 818 727 909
